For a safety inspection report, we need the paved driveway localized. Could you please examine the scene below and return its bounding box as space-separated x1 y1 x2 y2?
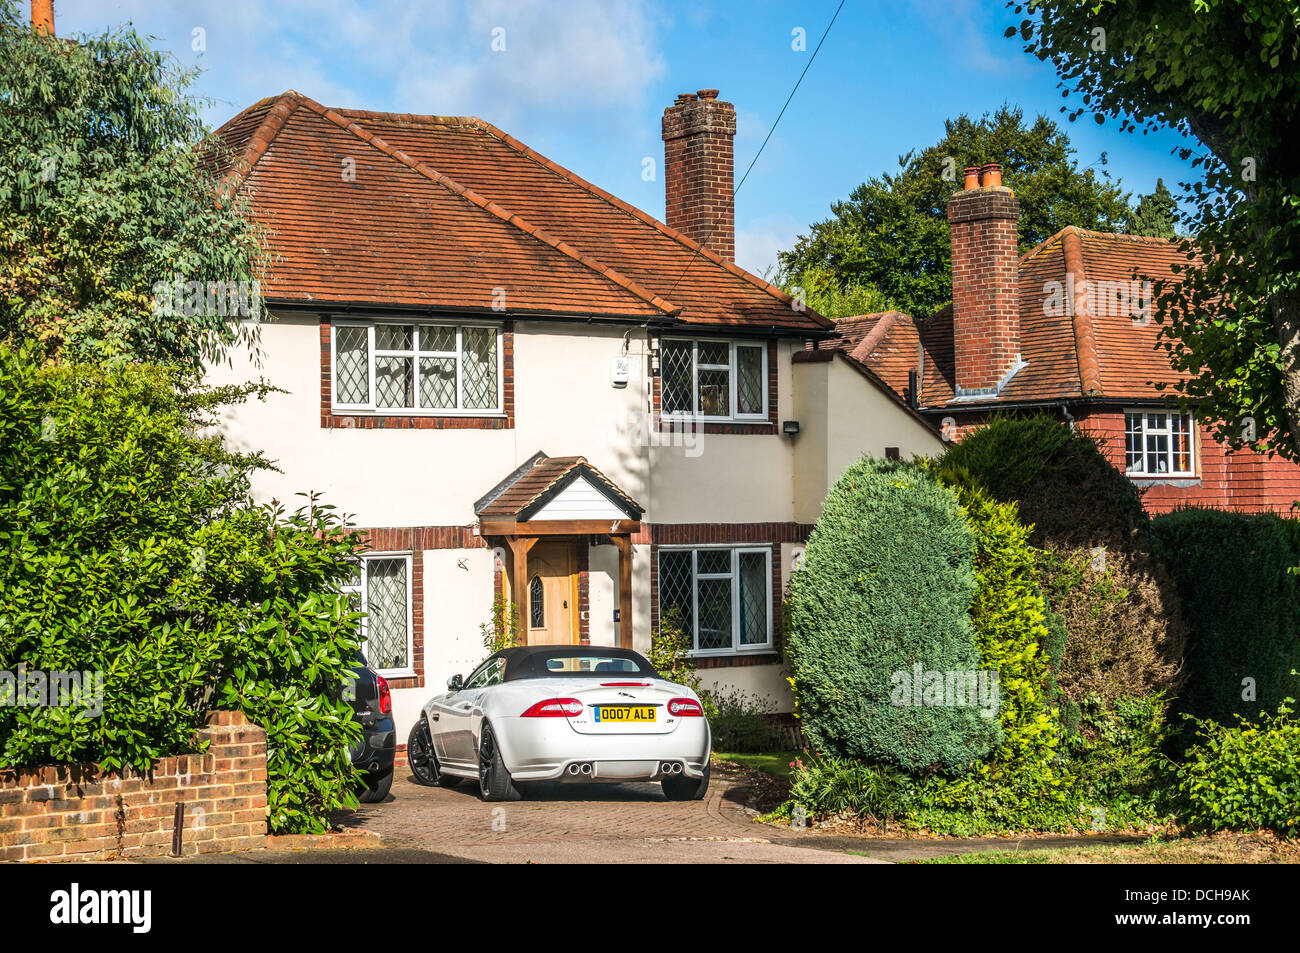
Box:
339 765 882 864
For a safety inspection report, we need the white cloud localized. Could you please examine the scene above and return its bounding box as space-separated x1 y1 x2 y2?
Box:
735 213 802 278
51 0 668 131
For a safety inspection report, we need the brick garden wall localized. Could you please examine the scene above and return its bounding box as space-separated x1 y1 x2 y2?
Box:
0 711 268 862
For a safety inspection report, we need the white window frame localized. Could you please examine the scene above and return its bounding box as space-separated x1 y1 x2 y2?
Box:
659 338 769 422
342 552 415 678
331 320 504 416
657 545 773 657
1124 409 1197 477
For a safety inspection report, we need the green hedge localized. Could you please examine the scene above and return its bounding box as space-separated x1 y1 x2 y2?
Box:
0 346 364 833
1152 507 1300 725
787 458 1000 773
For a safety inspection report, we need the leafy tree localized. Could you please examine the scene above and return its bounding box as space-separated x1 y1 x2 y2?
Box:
1010 1 1300 460
1126 178 1179 238
0 1 263 369
776 264 896 321
0 345 363 833
777 107 1132 318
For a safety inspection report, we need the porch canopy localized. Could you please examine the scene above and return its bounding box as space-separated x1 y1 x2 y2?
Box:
475 452 643 648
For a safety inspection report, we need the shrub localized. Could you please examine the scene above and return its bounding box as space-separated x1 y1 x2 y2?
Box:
939 414 1146 548
1065 694 1171 816
706 687 781 753
947 478 1061 778
1038 546 1186 708
1152 507 1300 726
0 347 363 833
943 416 1187 708
1174 699 1300 837
787 457 1000 773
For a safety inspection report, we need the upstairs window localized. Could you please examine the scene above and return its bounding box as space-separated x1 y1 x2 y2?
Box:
332 322 501 414
660 339 767 420
1125 410 1195 477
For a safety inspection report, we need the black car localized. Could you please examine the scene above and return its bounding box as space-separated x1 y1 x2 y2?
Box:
348 650 396 803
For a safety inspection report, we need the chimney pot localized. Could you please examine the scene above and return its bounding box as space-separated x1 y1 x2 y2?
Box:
962 166 981 190
980 163 1003 188
675 93 698 104
697 88 720 100
31 0 54 35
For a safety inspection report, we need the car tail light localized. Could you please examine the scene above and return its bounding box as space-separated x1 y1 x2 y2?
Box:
667 697 704 717
521 698 583 718
376 674 392 715
600 682 651 687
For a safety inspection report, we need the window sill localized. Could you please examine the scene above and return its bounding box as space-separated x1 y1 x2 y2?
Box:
323 412 512 430
1130 476 1201 488
692 651 782 669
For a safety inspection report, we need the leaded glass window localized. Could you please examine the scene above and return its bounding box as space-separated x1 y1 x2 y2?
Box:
659 339 767 420
332 322 500 413
656 547 772 654
342 555 413 675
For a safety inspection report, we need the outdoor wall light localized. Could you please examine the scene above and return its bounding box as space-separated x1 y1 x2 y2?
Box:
782 420 800 437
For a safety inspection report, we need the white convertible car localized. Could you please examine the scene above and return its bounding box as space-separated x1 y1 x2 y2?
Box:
407 646 712 801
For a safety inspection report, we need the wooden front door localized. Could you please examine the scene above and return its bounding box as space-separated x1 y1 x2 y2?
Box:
525 541 578 645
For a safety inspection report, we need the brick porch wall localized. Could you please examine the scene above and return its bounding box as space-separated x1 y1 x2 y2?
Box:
0 711 268 862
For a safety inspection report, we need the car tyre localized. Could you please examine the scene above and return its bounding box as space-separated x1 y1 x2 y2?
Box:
358 767 393 803
408 716 459 787
662 761 711 801
477 723 521 802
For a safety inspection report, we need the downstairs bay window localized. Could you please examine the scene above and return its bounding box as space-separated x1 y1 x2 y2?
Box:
332 321 501 414
1124 410 1195 477
657 546 772 655
342 554 414 677
660 338 767 420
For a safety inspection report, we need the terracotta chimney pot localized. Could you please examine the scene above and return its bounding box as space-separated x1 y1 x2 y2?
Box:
962 166 981 190
980 163 1003 188
31 0 55 35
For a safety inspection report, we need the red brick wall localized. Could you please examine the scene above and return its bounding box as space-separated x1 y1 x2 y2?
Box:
661 91 736 262
1078 410 1300 514
0 711 267 863
948 188 1021 394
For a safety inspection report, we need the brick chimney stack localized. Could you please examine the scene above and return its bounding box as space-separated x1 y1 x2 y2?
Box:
947 163 1022 397
662 89 736 262
31 0 54 35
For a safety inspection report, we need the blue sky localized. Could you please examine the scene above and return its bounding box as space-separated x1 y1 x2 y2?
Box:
55 0 1197 275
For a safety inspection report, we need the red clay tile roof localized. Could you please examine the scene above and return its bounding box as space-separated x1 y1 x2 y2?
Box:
212 91 832 334
837 227 1193 408
476 454 642 520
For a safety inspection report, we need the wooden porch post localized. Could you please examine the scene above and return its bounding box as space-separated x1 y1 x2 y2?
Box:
614 536 634 650
505 536 538 641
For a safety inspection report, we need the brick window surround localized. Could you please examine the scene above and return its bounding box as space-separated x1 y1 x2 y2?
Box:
652 338 779 435
646 521 811 669
320 316 515 430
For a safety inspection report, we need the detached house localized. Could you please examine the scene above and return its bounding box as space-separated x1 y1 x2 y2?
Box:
834 164 1300 514
207 89 941 732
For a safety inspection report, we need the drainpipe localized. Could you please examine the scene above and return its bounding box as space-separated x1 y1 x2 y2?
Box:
1060 403 1076 433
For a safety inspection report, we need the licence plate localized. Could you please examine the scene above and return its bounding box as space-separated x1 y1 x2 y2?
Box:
593 705 657 723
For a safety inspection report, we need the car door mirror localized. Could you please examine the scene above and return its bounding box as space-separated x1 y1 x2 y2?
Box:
447 674 463 691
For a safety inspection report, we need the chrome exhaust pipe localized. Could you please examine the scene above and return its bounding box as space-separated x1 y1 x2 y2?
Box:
579 762 593 776
567 763 581 776
661 761 682 774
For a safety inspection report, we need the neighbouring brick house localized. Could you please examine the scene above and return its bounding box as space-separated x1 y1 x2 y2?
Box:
833 163 1300 514
206 88 942 728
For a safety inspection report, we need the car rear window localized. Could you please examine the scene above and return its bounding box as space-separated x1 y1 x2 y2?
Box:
509 650 656 679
